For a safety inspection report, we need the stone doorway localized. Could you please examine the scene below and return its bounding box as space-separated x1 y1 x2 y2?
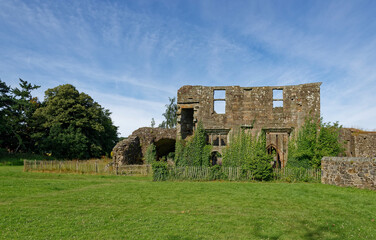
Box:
267 145 281 168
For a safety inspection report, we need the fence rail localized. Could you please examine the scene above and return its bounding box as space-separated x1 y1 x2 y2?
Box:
23 160 151 176
162 166 321 182
24 160 321 182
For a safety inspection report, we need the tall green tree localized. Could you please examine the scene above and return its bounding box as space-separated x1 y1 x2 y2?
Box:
287 117 344 168
159 97 177 129
0 79 40 152
32 84 118 159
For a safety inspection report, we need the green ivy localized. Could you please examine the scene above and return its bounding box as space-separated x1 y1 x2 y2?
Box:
145 143 156 164
222 129 273 181
174 122 212 167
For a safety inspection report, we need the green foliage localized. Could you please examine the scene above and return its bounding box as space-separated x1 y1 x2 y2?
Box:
174 122 212 167
209 165 224 180
152 161 169 181
0 79 40 152
288 117 344 169
159 97 177 129
32 84 118 159
145 143 156 164
222 129 273 181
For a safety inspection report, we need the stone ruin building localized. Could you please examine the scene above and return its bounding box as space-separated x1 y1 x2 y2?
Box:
113 82 375 167
177 82 321 167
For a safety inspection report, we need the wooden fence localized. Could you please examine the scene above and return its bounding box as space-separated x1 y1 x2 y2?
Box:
24 160 321 182
165 166 321 182
24 160 151 176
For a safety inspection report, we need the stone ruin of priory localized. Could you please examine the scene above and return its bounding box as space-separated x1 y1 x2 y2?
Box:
112 82 376 167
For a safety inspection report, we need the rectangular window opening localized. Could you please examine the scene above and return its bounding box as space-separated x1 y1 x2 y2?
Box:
273 89 283 108
214 90 226 99
181 108 194 139
214 101 226 114
214 90 226 114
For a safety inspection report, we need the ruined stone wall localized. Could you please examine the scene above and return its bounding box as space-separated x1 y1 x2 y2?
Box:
177 82 321 166
339 128 376 158
112 127 176 165
321 157 376 190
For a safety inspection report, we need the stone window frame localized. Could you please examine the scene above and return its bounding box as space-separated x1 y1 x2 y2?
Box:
213 89 226 114
272 88 283 108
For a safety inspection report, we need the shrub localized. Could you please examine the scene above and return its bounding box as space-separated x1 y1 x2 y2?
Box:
152 161 169 181
222 129 273 181
288 117 344 169
174 122 212 167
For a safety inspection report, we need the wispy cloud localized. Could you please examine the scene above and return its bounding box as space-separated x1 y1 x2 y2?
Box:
1 0 375 135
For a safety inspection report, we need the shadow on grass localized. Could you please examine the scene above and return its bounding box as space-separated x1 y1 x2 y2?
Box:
252 219 344 240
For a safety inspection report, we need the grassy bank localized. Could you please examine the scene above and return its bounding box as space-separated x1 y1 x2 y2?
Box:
0 166 375 239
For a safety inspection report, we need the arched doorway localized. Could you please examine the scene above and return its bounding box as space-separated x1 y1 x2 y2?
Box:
155 138 176 161
210 151 222 165
267 145 281 168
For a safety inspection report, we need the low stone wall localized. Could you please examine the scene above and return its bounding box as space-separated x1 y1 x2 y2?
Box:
321 157 376 190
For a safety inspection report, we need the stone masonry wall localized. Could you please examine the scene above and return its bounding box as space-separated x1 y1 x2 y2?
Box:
339 128 376 158
177 82 321 166
321 157 376 190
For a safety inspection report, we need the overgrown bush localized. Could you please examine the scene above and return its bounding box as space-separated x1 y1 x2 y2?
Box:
152 161 169 181
209 165 224 180
145 143 156 164
288 116 344 169
222 129 273 181
174 122 212 167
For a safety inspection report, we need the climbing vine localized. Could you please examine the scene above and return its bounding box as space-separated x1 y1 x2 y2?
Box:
174 122 212 167
222 129 273 181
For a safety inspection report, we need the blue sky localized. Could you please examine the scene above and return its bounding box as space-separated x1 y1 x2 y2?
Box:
1 0 376 136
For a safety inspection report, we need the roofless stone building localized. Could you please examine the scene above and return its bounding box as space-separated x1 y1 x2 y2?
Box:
176 82 322 167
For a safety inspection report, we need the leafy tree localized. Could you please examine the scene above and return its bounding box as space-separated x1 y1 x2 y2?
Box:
159 97 177 129
287 117 344 169
0 79 40 152
151 118 155 128
32 84 118 159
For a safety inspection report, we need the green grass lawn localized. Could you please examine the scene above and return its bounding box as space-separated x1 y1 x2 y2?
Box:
0 166 375 239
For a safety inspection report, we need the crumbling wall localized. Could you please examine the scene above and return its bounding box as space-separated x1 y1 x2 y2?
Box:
112 136 143 165
321 157 376 190
112 127 176 165
177 83 322 166
339 128 376 158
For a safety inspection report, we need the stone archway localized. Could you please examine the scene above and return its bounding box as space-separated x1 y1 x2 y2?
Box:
155 138 176 160
267 144 281 168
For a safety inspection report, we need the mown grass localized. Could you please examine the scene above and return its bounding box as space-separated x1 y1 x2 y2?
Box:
0 166 375 239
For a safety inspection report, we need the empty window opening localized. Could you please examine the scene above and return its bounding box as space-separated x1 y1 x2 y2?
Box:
181 108 194 139
220 138 226 146
214 90 226 114
214 101 226 114
213 137 219 146
273 89 283 108
214 90 226 99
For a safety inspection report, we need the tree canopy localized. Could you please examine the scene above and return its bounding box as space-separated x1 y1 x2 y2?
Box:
159 97 177 129
32 84 118 159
